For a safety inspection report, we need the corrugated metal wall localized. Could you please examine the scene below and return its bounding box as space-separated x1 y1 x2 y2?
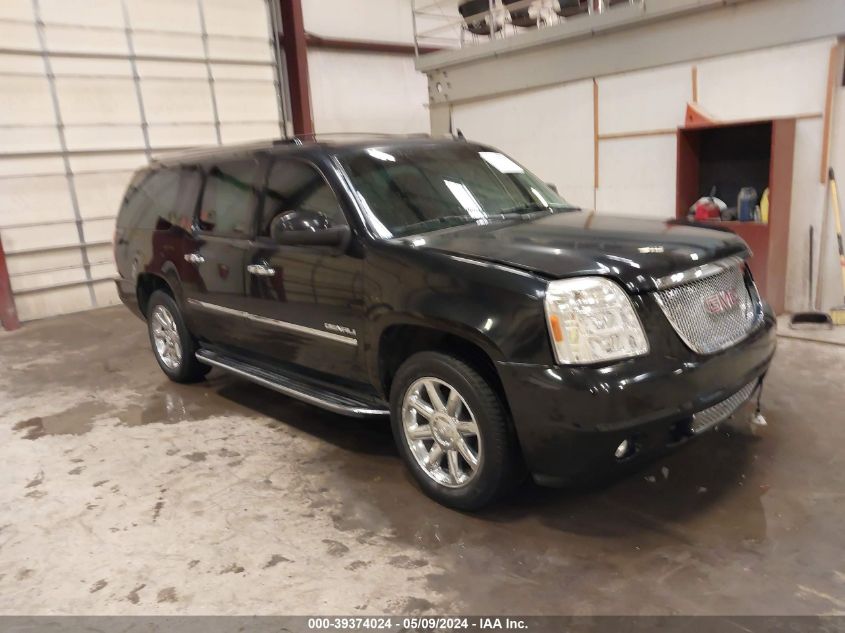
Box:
0 0 287 322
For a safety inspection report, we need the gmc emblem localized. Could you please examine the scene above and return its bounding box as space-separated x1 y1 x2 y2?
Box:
703 289 740 315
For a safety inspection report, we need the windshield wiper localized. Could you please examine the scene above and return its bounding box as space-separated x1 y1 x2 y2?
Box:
395 215 482 236
395 204 579 237
499 202 579 216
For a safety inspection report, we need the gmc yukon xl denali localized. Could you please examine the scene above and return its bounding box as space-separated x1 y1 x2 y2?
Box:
114 136 776 510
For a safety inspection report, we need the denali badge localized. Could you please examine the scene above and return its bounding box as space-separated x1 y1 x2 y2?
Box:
703 289 740 315
324 323 357 337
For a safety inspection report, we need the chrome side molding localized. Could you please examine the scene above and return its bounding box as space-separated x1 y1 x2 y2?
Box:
186 298 357 346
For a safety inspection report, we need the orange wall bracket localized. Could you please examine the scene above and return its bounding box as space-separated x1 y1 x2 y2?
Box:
685 102 717 128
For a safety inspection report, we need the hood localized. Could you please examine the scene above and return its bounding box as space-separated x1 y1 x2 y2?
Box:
409 211 749 293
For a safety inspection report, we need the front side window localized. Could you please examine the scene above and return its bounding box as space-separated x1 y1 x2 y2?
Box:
198 158 260 237
259 159 346 236
338 143 575 238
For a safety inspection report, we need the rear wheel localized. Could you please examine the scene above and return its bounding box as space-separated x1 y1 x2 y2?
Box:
390 351 518 510
147 290 209 383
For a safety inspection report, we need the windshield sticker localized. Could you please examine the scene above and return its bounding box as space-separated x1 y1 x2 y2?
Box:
366 148 396 162
529 187 550 208
444 180 485 218
479 151 524 174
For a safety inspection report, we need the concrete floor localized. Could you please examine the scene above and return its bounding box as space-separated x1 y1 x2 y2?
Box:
1 307 844 616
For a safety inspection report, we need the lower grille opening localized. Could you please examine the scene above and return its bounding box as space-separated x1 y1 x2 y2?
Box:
690 379 759 434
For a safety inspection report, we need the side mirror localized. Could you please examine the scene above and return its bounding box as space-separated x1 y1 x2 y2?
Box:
270 210 350 248
545 182 559 194
270 209 331 235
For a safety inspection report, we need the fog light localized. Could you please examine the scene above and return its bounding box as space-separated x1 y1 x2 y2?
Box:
614 440 631 460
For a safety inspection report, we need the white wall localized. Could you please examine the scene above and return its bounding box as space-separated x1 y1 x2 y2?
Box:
450 38 843 312
452 80 595 210
301 0 430 135
0 0 282 322
308 50 429 135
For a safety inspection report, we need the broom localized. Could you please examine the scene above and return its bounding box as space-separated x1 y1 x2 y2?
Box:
830 168 845 325
789 225 833 329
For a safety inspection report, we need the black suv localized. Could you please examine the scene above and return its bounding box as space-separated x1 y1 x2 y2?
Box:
115 136 776 510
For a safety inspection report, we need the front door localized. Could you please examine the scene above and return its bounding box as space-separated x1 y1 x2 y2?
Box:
181 157 261 352
241 157 366 383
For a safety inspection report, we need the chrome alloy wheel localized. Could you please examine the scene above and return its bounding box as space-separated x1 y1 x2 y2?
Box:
151 304 182 370
401 377 481 488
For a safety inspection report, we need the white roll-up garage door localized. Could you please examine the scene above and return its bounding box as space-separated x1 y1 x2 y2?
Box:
0 0 288 322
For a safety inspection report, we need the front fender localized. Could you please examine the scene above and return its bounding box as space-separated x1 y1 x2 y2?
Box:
362 243 555 390
364 309 508 398
369 309 507 360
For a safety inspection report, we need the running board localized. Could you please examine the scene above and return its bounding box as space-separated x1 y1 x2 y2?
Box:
195 349 390 418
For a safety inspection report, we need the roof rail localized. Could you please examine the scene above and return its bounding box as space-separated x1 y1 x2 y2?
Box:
290 131 431 139
150 139 286 166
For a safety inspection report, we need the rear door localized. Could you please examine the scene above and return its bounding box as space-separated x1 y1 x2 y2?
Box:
181 157 261 351
240 157 366 382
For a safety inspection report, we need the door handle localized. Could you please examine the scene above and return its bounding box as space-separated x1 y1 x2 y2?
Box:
184 253 205 264
247 263 276 277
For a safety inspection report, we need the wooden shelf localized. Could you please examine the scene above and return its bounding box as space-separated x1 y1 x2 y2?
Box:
696 220 768 228
676 119 795 313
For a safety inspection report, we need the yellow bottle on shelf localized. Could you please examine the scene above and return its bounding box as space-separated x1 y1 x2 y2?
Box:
760 187 770 224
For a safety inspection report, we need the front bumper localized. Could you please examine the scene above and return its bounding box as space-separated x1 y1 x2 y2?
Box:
497 313 777 486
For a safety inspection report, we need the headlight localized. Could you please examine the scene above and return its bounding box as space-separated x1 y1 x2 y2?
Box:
544 277 649 365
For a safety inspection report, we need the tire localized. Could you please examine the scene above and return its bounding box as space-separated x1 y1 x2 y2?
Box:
146 290 210 383
389 351 519 511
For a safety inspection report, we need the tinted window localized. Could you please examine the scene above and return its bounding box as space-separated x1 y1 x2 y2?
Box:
118 169 182 231
338 144 574 238
198 159 260 237
172 168 202 231
116 170 149 229
259 159 346 236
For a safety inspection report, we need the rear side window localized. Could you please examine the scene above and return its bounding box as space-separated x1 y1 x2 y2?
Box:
116 170 149 229
173 168 202 231
118 169 180 231
117 168 199 232
198 158 260 237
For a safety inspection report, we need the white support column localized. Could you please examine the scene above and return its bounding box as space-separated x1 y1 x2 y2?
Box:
120 0 152 161
264 0 290 138
197 0 223 145
31 0 96 307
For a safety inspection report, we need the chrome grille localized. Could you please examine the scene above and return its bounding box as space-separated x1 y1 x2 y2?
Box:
654 259 763 354
691 379 758 434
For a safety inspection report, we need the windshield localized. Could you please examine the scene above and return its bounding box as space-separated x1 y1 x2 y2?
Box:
337 143 576 238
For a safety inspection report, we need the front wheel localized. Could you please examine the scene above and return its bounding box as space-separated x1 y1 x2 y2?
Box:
147 290 209 383
389 351 519 511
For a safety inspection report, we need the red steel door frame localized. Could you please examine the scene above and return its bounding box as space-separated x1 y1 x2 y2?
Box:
278 0 314 136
